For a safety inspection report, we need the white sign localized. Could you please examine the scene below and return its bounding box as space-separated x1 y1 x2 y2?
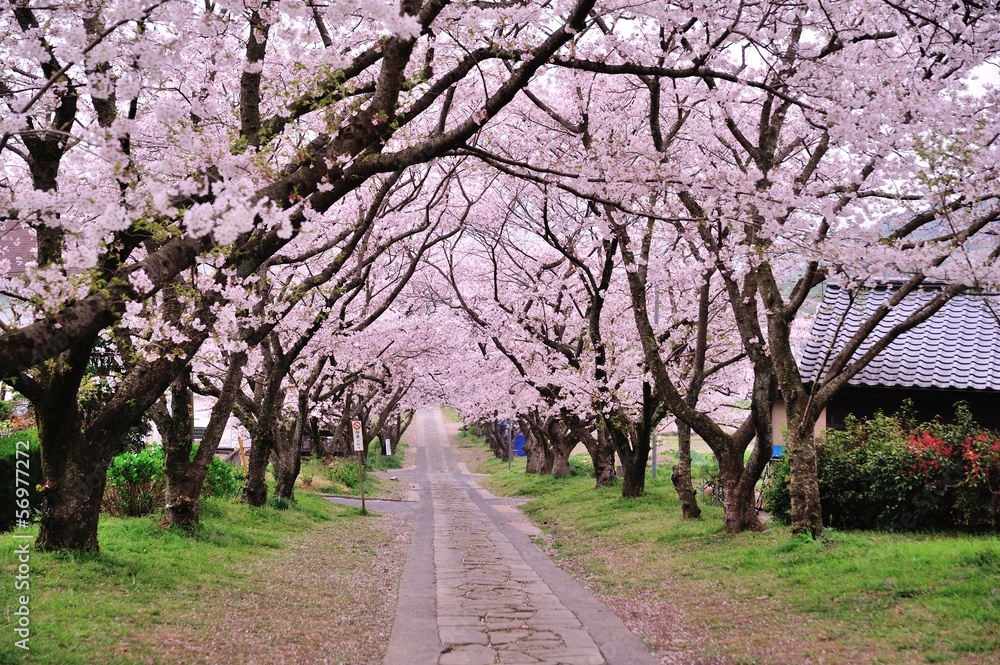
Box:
352 420 364 452
384 438 392 455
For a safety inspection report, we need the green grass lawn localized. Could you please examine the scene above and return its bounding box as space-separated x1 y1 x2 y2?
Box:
468 441 1000 664
0 493 361 664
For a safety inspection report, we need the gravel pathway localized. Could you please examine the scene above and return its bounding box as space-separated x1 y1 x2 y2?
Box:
382 409 657 665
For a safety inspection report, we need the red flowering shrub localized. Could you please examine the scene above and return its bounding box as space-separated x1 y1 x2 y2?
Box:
905 411 1000 531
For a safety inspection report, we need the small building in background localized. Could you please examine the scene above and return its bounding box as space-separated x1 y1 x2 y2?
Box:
773 282 1000 444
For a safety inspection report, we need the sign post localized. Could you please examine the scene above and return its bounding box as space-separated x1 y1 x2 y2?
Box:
652 286 660 480
507 421 512 472
385 438 392 455
352 420 366 515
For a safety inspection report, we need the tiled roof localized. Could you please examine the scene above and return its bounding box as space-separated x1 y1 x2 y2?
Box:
799 283 1000 391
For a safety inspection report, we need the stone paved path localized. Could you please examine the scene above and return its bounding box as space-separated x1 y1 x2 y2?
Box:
382 409 657 665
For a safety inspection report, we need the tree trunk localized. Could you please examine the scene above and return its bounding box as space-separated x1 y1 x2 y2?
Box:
602 414 651 498
787 419 824 538
390 410 414 450
164 479 201 529
519 414 552 475
718 457 764 533
161 354 246 529
569 418 617 488
551 442 574 478
547 419 576 479
483 421 508 459
712 435 770 533
272 419 301 500
244 420 274 506
522 434 549 474
590 427 617 488
32 350 118 553
35 427 107 552
327 399 354 458
309 416 324 459
162 437 201 529
671 422 701 519
159 370 197 528
620 440 650 498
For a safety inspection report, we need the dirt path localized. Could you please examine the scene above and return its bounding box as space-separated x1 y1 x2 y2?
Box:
382 409 656 665
131 508 411 665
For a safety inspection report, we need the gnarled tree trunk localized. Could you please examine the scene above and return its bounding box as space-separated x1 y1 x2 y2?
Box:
271 418 301 500
161 354 247 528
602 415 652 498
717 448 766 533
30 338 120 552
379 410 413 455
566 415 616 488
785 407 823 537
590 427 617 488
600 385 656 499
157 370 197 528
244 414 277 507
618 434 650 498
519 413 553 475
547 418 577 479
36 424 106 553
671 422 701 519
483 421 509 460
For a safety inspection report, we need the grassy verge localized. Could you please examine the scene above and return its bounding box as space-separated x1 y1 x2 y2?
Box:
0 493 408 664
441 405 460 423
461 432 1000 664
295 440 409 500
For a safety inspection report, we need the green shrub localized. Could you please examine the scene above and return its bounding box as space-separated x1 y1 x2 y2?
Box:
0 430 41 532
204 456 241 498
821 412 925 529
105 445 244 516
104 448 166 517
569 455 594 477
325 458 361 488
764 404 1000 532
761 453 791 522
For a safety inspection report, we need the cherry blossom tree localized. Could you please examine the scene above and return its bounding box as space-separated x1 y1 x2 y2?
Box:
4 0 1000 552
0 0 599 550
425 182 627 487
456 0 1000 535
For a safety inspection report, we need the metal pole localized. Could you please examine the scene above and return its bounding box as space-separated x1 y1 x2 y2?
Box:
652 285 660 479
507 420 512 472
651 432 657 479
359 449 367 515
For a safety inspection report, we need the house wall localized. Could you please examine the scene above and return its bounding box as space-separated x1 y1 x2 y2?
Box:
826 386 1000 432
770 398 827 445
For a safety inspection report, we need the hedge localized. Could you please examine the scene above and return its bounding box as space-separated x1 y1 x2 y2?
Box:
764 404 1000 532
0 430 41 532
